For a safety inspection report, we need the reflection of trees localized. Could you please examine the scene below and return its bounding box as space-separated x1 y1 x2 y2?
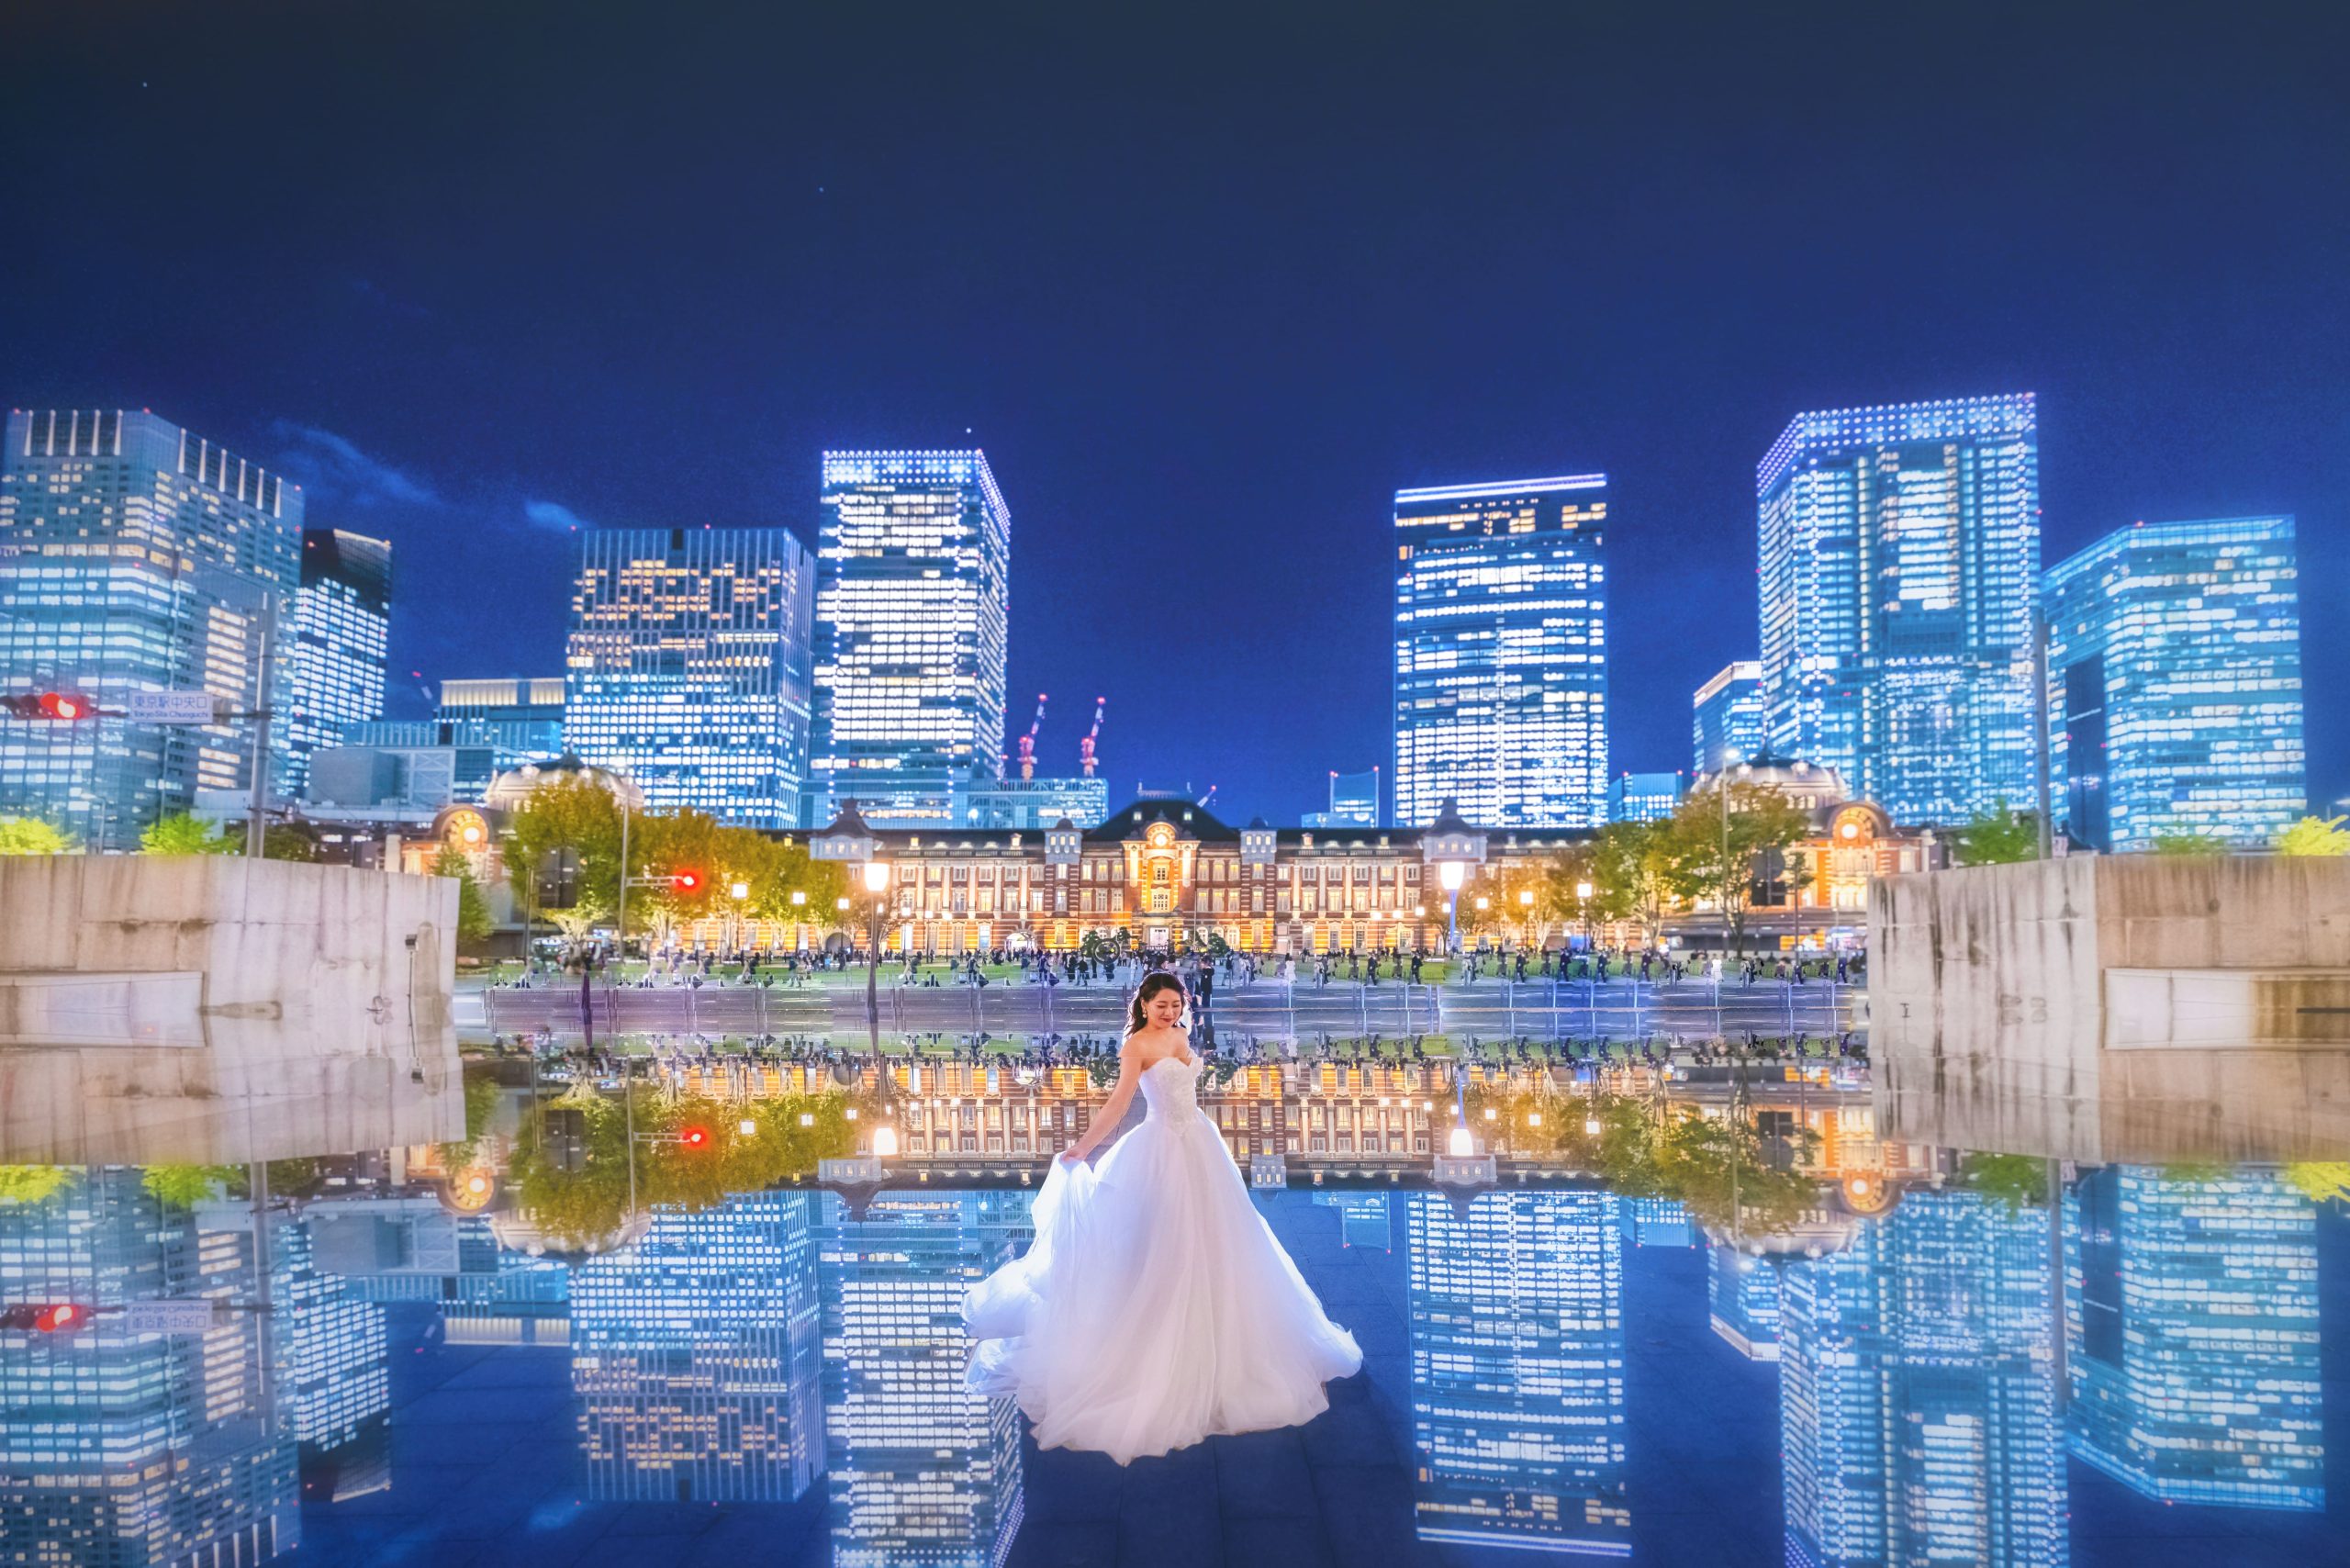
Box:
510 1086 859 1249
1460 1082 1821 1235
2285 1162 2350 1206
1958 1153 2048 1211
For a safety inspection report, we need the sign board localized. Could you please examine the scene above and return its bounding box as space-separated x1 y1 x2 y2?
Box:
126 690 225 725
124 1298 220 1335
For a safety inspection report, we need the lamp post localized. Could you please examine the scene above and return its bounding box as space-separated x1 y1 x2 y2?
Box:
1517 887 1534 950
789 888 806 953
1438 860 1465 954
1575 879 1594 951
728 879 749 957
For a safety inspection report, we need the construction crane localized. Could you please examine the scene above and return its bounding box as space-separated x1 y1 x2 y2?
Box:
1197 784 1217 809
1017 694 1047 780
1079 697 1106 778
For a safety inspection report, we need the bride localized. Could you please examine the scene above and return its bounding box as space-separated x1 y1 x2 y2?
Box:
962 972 1362 1463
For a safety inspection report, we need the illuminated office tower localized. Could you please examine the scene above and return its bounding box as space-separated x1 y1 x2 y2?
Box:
1393 475 1608 828
0 409 301 846
1303 767 1382 830
434 676 567 760
570 1193 823 1504
1405 1190 1630 1556
1777 1192 2064 1568
1692 660 1765 775
1758 397 2039 824
565 527 814 827
1606 770 1685 824
814 451 1011 827
817 1190 1029 1568
285 528 391 795
0 1169 300 1566
1707 1245 1780 1361
2065 1167 2322 1509
2043 517 2303 850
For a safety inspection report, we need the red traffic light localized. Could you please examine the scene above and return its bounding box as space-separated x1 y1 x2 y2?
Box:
678 1126 710 1148
2 1303 92 1332
40 693 86 720
671 870 703 893
2 692 94 721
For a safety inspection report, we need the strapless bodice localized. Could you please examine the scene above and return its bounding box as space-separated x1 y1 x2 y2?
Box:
1140 1054 1203 1126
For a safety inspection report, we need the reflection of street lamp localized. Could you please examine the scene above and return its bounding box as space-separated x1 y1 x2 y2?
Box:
861 860 891 1025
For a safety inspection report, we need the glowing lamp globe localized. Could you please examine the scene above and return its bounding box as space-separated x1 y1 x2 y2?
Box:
1438 861 1466 893
862 860 891 893
1447 1125 1475 1158
872 1125 900 1159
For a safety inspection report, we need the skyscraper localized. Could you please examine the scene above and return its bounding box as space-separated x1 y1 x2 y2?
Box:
285 528 391 796
1606 770 1685 823
1757 397 2039 824
2044 517 2303 850
1691 659 1765 775
1405 1189 1629 1556
814 451 1011 827
564 527 814 827
2066 1167 2323 1509
570 1193 824 1504
1393 475 1609 829
435 676 566 761
1303 767 1381 829
1777 1193 2065 1568
0 409 301 846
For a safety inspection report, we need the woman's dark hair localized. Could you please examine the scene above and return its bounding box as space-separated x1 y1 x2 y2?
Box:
1128 972 1186 1035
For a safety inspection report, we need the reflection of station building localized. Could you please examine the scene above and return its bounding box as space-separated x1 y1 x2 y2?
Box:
1405 1190 1631 1557
1777 1192 2064 1568
2065 1167 2324 1510
570 1193 824 1503
0 1170 301 1566
816 1191 1031 1568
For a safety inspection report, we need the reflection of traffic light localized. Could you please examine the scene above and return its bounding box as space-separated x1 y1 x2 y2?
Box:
2 1303 92 1331
678 1126 710 1149
1 692 94 720
671 870 703 893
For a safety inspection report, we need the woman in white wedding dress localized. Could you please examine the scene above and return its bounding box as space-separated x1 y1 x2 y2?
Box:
963 972 1362 1463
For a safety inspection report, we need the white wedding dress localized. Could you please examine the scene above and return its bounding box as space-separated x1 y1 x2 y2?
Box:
963 1051 1363 1464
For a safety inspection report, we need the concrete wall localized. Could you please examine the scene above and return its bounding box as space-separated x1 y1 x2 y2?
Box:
0 855 464 1164
1870 855 2350 1162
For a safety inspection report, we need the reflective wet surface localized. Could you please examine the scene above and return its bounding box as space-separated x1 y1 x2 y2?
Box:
6 1155 2345 1566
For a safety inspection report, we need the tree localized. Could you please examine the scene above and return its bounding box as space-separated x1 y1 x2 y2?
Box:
2276 815 2350 857
1662 781 1813 954
1586 822 1675 946
1959 1152 2048 1209
1952 800 2039 867
433 846 496 947
0 816 74 855
2284 1163 2350 1206
2152 832 2227 857
263 822 319 862
503 772 627 935
141 811 238 856
0 1166 72 1205
141 1164 235 1207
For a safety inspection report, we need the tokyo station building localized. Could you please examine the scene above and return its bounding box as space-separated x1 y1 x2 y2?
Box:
812 795 1539 957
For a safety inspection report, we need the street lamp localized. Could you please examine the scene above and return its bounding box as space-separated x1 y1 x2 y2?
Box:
728 879 749 955
1517 887 1534 951
789 888 807 953
1438 860 1465 953
1575 879 1594 951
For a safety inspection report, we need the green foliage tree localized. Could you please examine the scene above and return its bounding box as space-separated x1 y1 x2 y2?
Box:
1662 781 1813 954
0 816 75 855
2152 832 2228 857
432 846 497 947
503 772 627 935
2276 815 2350 857
1959 1151 2047 1209
141 1164 236 1207
263 822 319 862
141 811 238 856
0 1166 73 1205
1586 822 1675 946
1952 800 2039 867
2283 1162 2350 1206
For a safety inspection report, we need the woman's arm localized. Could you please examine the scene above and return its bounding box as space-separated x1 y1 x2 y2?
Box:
1061 1036 1145 1163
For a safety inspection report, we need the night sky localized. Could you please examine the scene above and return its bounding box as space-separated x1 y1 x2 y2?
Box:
6 5 2345 822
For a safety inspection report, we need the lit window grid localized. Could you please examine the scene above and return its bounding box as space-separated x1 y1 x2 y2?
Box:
1692 663 1766 775
2044 517 2304 850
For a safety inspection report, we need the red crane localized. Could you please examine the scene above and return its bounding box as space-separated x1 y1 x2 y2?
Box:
1079 697 1106 778
1018 694 1047 779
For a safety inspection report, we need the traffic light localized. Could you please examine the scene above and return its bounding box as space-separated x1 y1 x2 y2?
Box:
1 1303 92 1332
537 847 581 910
1 692 94 721
544 1107 588 1172
671 870 703 894
678 1126 710 1149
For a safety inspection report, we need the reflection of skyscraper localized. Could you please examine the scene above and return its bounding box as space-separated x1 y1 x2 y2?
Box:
0 1170 300 1565
570 1193 824 1503
265 1209 389 1457
2066 1167 2323 1509
1777 1192 2065 1568
1707 1245 1780 1361
1311 1191 1393 1249
1405 1190 1630 1556
817 1191 1030 1568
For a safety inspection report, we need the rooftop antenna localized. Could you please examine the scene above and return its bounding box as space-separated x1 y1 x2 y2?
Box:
1018 693 1047 780
1080 696 1105 778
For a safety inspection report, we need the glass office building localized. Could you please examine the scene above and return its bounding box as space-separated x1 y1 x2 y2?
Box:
564 527 814 827
1405 1189 1630 1557
0 409 301 846
1303 767 1381 829
1393 475 1608 829
2043 516 2303 850
1691 659 1765 775
1758 397 2039 825
814 451 1011 827
1778 1192 2064 1568
286 528 391 796
2065 1167 2322 1509
434 675 566 761
1606 770 1685 823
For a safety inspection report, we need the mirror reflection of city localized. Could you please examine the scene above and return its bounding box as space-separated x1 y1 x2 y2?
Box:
4 1045 2342 1567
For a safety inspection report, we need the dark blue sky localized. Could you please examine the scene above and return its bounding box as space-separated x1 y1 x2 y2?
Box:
6 5 2345 822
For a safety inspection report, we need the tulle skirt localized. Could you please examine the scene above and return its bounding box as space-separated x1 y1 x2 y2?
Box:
962 1114 1362 1464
